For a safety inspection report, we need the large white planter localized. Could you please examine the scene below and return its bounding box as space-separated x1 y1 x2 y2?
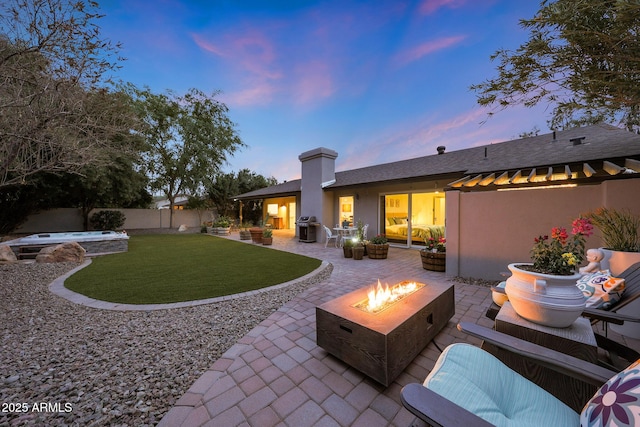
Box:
600 248 640 276
504 263 585 328
601 249 640 338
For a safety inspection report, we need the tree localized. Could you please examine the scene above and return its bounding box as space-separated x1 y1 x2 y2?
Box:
0 0 130 189
185 195 212 229
0 173 61 234
59 155 152 230
207 169 277 225
471 0 640 131
207 172 239 218
127 86 245 228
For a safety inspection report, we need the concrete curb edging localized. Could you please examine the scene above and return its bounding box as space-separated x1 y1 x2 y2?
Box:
49 260 333 311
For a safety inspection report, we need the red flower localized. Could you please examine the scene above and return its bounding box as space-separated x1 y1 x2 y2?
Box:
551 227 568 244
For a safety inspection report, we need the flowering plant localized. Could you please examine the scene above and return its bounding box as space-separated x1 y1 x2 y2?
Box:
529 217 593 275
369 234 388 244
424 237 446 253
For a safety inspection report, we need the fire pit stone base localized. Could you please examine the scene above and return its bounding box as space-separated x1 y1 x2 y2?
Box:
316 279 454 386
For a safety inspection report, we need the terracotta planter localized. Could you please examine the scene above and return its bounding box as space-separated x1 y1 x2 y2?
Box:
504 263 584 328
366 243 389 259
262 237 273 245
249 228 263 244
353 246 364 260
421 251 445 272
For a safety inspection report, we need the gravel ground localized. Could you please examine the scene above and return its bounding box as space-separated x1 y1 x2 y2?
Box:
0 261 331 427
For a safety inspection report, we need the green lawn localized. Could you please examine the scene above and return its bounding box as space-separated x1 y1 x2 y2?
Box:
65 234 322 304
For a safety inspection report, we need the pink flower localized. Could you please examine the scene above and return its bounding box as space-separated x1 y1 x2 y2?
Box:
572 217 594 237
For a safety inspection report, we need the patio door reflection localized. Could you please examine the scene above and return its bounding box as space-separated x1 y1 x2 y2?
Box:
381 192 445 247
382 194 409 245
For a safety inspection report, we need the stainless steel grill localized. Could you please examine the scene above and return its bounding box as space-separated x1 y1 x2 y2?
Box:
297 216 317 243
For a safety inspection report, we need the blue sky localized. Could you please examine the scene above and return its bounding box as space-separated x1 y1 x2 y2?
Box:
99 0 547 182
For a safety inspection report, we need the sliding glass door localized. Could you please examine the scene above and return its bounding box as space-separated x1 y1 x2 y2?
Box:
381 192 445 247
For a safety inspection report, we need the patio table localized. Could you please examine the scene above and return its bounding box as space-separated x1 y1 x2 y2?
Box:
333 227 357 247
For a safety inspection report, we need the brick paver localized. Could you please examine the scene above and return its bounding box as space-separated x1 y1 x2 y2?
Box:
157 229 640 426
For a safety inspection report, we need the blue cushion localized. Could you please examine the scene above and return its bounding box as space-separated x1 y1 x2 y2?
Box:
581 359 640 426
424 343 579 427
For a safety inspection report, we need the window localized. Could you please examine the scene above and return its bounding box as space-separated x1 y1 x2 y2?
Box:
267 204 278 216
339 196 354 226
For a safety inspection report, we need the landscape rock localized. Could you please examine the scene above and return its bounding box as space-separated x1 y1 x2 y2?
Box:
178 224 188 232
0 245 17 262
35 242 86 263
0 260 331 426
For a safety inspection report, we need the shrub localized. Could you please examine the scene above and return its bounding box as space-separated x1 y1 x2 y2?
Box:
212 215 231 227
90 210 126 230
370 234 388 244
587 207 640 252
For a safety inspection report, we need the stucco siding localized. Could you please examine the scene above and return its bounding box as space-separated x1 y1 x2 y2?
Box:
453 177 640 280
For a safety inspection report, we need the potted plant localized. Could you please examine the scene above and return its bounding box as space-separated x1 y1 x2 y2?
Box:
420 237 446 271
586 207 640 337
367 234 389 259
354 220 367 256
586 207 640 275
262 228 273 245
504 216 592 328
239 222 252 240
343 237 354 258
211 216 231 235
249 226 263 244
352 240 365 260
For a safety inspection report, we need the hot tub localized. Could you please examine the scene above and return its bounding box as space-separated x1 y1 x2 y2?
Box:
6 231 129 257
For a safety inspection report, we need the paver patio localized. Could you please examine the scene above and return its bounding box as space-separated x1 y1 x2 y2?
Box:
157 229 640 427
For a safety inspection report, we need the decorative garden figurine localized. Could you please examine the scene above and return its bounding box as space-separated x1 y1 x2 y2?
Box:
579 248 604 275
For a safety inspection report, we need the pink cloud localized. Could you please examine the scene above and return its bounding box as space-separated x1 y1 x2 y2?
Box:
192 30 285 106
337 108 490 171
192 33 226 57
419 0 467 15
220 82 278 107
193 31 281 79
394 35 466 66
292 61 335 105
336 105 551 173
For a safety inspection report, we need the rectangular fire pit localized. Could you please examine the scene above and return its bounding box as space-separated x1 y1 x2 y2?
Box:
316 278 454 386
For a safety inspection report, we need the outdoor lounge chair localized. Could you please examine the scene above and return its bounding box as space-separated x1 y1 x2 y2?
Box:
486 262 640 371
581 261 640 370
401 322 630 427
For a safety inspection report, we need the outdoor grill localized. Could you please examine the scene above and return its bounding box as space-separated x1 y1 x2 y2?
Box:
297 216 317 243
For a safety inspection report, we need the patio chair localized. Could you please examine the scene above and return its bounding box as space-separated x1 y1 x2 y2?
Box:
581 261 640 370
401 322 628 427
322 225 339 248
486 262 640 371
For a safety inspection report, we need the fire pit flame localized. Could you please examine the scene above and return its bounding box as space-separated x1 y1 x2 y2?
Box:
353 280 426 313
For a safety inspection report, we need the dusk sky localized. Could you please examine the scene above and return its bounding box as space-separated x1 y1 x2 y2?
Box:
99 0 548 182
